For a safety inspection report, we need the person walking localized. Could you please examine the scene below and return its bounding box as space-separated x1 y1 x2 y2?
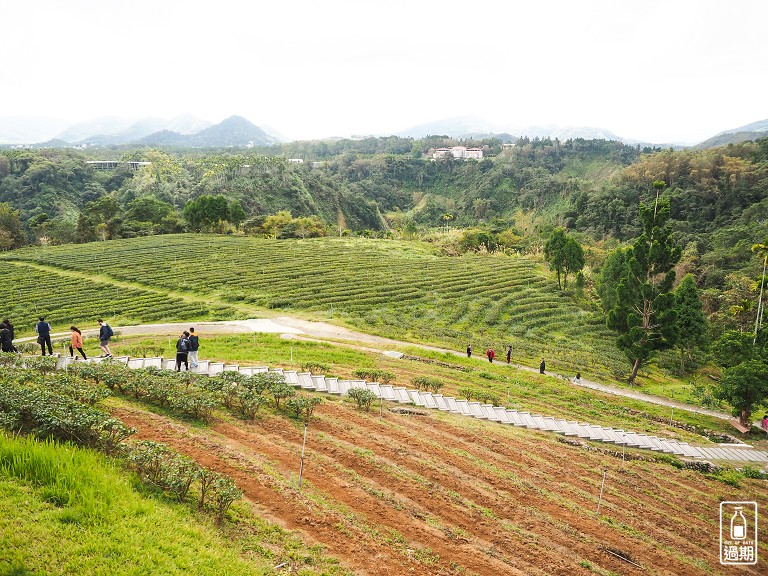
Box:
539 358 546 374
487 347 495 363
69 326 87 360
97 319 113 358
175 331 190 371
35 316 53 356
506 346 512 364
0 322 14 353
2 319 17 352
466 343 472 358
188 327 200 368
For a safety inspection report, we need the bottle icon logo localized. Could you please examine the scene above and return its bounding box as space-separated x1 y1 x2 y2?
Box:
730 507 747 540
720 501 758 565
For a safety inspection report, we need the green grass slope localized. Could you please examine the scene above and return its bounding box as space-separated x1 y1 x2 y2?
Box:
0 433 343 576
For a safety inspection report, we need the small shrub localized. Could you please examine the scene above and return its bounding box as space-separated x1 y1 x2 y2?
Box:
412 376 443 394
234 389 265 420
301 362 330 373
163 454 201 502
129 441 172 485
269 379 295 409
285 396 322 421
22 355 58 374
348 387 377 411
477 391 500 405
124 343 164 358
211 474 243 525
0 352 20 368
710 468 744 488
353 369 395 385
741 465 768 479
197 468 218 511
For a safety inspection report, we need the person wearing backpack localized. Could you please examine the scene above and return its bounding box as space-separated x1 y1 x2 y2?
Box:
0 322 14 353
2 319 17 353
97 319 113 358
187 327 200 368
175 330 190 371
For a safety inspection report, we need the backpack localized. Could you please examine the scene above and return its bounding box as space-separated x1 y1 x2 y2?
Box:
178 338 189 352
106 324 114 337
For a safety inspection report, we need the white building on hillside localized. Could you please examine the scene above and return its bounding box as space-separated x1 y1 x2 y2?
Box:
431 146 483 160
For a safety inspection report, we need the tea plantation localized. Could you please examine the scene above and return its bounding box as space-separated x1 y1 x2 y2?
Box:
2 234 627 381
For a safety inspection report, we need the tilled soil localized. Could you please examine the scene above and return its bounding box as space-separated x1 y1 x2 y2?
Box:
112 400 768 575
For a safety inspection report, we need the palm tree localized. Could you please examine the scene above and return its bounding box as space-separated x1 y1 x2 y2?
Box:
751 238 768 344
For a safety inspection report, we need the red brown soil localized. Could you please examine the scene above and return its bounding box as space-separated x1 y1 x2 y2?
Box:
112 400 768 576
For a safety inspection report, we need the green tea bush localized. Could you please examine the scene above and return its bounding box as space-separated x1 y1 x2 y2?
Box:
211 473 243 525
301 361 330 373
353 369 395 385
412 376 444 393
268 378 295 409
285 396 322 421
22 355 58 374
348 388 377 411
0 375 133 451
741 465 768 479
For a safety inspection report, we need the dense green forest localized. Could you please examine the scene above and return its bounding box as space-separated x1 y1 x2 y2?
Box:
2 135 768 312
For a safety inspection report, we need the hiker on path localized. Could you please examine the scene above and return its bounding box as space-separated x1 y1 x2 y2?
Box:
506 346 512 364
574 372 581 384
467 343 472 358
35 316 53 356
762 414 768 433
175 331 190 371
487 348 495 363
539 358 546 374
2 319 17 352
69 326 87 360
0 322 14 353
97 319 113 358
188 327 200 368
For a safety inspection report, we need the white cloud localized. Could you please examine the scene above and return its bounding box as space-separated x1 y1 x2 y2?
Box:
3 0 767 143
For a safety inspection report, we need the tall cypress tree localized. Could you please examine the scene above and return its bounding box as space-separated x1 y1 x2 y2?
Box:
607 191 681 384
673 273 709 371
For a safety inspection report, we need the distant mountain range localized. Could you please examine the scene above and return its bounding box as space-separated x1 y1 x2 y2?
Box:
0 114 280 148
692 119 768 149
0 113 766 149
395 115 628 143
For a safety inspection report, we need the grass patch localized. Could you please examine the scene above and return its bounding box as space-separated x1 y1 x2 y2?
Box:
0 432 346 575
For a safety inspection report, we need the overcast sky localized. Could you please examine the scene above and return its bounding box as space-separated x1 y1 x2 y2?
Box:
3 0 767 143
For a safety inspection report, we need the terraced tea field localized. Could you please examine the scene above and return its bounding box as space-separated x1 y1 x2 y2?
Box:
3 234 626 380
0 260 236 330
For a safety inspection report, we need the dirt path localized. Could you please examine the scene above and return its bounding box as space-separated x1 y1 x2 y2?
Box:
112 318 741 424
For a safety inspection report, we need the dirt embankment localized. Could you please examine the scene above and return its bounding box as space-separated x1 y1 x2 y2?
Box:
112 399 767 576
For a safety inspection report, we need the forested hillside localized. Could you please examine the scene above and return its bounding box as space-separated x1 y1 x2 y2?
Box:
2 135 768 291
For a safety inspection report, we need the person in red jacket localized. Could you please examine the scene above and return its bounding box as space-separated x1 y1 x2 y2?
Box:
486 348 495 363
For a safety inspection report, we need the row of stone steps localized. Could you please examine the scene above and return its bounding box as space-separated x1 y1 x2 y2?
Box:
53 354 768 464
